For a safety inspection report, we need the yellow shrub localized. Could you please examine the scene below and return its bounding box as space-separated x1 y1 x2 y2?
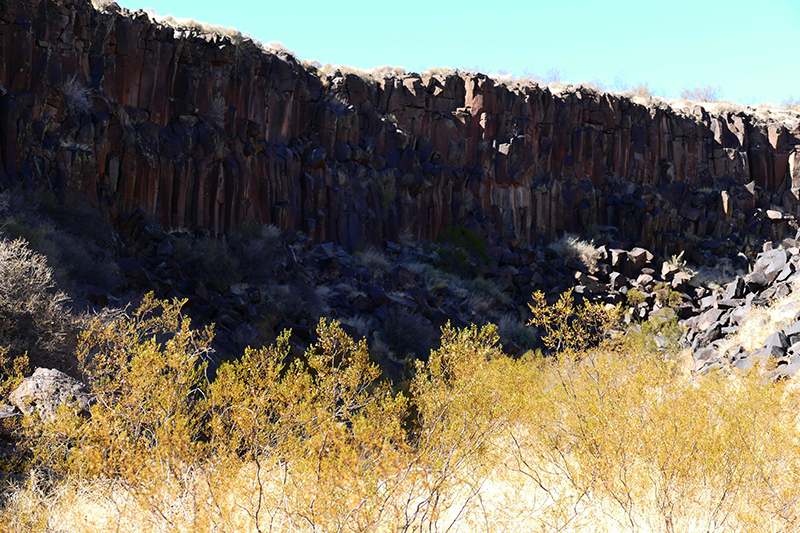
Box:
7 293 800 532
64 294 212 482
210 318 410 531
528 288 621 354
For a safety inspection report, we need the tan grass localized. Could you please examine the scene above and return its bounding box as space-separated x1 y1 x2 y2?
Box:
549 233 600 272
7 298 800 532
686 258 746 292
340 313 376 337
352 248 391 275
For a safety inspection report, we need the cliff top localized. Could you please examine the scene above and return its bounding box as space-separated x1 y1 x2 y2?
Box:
90 0 800 132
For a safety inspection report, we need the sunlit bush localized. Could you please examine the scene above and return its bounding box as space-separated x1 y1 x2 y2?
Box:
0 237 71 367
5 292 800 532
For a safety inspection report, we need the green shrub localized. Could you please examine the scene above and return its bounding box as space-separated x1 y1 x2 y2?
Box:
653 281 682 310
626 287 648 307
173 235 240 292
433 223 488 277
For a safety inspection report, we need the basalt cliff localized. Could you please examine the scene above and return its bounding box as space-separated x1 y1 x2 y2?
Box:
2 0 800 262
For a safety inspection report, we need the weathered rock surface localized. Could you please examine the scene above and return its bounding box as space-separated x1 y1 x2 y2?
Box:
5 0 800 389
1 0 800 258
8 367 90 420
681 233 800 377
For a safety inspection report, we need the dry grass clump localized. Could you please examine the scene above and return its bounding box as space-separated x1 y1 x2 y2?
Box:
686 258 745 292
352 247 391 275
549 232 601 272
6 292 800 531
62 75 91 116
616 82 656 103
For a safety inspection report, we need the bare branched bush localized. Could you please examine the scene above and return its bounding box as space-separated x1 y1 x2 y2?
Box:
782 95 800 111
0 238 71 367
681 85 722 102
520 66 565 87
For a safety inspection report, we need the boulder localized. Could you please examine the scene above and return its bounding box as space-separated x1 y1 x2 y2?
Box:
774 353 800 379
762 331 790 359
9 368 90 421
786 320 800 344
726 277 746 299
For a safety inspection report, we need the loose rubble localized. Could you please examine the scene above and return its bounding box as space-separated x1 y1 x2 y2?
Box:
682 236 800 377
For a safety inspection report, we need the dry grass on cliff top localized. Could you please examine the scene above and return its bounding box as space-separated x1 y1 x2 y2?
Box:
5 290 800 532
89 0 800 128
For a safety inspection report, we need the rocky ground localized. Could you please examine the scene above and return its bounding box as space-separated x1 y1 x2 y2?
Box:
4 190 800 494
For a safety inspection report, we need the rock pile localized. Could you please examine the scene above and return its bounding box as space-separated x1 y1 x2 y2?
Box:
683 235 800 376
111 213 713 363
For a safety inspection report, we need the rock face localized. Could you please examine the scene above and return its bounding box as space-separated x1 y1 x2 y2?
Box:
1 0 800 257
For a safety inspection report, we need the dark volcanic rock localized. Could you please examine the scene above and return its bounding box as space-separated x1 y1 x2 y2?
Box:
0 0 798 258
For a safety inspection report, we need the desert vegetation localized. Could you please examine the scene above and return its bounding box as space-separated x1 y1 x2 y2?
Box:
4 230 800 532
680 85 722 102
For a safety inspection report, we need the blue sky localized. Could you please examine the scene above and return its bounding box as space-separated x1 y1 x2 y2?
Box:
114 0 800 106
